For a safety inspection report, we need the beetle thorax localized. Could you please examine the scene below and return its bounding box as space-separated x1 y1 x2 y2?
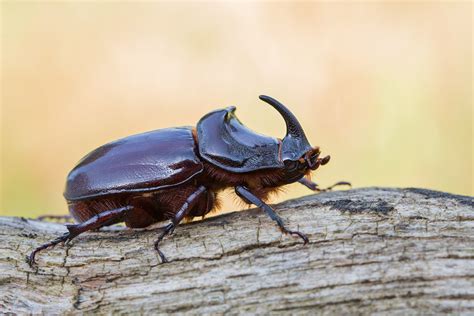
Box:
199 161 306 191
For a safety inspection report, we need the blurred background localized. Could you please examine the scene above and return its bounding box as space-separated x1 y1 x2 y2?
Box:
1 2 472 218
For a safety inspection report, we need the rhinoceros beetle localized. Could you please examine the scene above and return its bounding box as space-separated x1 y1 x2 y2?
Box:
28 95 349 266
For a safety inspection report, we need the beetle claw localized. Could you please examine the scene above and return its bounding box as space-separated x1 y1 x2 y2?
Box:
335 181 352 188
288 230 309 244
27 232 72 268
280 226 309 244
26 254 36 268
323 181 352 191
156 248 169 263
154 223 175 263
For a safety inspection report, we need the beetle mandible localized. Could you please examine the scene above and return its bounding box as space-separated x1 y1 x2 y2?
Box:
28 95 348 266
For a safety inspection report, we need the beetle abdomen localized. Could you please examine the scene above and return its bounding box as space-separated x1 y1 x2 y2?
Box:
68 184 218 228
68 197 128 223
64 127 203 201
68 193 167 228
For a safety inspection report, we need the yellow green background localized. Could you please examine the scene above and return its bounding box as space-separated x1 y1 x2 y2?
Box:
1 2 472 218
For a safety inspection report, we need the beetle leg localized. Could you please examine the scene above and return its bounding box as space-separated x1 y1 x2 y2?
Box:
154 185 207 263
27 206 132 267
297 177 320 191
235 185 309 244
298 178 352 192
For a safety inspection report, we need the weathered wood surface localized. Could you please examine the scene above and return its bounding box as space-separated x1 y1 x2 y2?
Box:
0 187 473 314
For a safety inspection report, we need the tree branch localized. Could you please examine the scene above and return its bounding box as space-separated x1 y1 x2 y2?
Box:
1 188 473 314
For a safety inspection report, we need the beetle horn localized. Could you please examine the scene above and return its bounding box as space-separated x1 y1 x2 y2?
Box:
259 95 309 143
259 95 313 161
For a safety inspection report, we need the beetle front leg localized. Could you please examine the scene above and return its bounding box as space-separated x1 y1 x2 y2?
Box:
298 177 351 192
154 185 207 263
235 185 309 244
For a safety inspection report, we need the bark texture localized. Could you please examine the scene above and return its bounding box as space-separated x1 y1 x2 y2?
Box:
0 187 473 314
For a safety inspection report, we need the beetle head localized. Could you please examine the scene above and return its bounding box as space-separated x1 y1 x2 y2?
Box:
259 95 330 179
